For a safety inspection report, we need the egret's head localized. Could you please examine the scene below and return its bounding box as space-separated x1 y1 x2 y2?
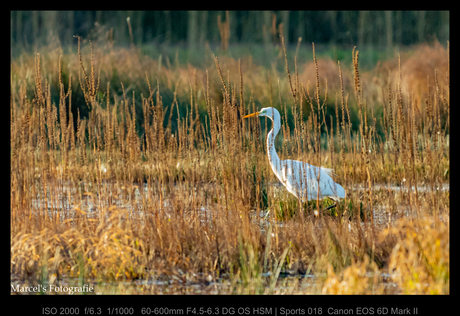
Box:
243 107 277 119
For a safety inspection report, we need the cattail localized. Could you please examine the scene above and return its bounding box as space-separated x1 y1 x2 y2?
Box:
141 97 148 158
411 94 419 166
22 107 30 151
75 37 100 108
397 82 405 158
338 62 346 175
96 106 103 168
282 35 296 105
435 69 442 144
59 57 67 163
214 55 231 108
329 114 334 170
11 118 18 164
39 106 45 151
29 104 37 151
34 53 45 108
46 81 55 152
352 48 366 182
78 116 87 167
382 94 388 144
352 47 361 102
131 90 137 162
69 108 76 170
446 41 450 132
106 87 114 164
238 59 245 143
312 43 322 194
253 99 260 154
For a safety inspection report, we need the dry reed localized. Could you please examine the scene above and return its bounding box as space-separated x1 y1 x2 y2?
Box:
10 37 449 294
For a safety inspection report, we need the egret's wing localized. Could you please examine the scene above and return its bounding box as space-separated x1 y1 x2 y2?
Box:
320 167 336 177
276 159 345 201
281 160 344 201
280 160 317 198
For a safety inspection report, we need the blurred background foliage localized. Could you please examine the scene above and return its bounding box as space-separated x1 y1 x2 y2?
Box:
11 11 449 53
10 11 449 142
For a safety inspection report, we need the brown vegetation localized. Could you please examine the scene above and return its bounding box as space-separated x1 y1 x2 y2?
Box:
10 37 449 294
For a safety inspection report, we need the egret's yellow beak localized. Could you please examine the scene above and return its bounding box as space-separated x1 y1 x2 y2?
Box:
243 111 260 118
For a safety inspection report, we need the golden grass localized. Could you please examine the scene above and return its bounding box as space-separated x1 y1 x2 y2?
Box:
10 37 449 294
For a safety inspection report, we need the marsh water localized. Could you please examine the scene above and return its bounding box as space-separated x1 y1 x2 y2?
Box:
11 269 402 294
28 180 449 229
14 180 448 294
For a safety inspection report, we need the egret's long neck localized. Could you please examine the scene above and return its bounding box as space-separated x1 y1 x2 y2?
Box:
266 112 281 173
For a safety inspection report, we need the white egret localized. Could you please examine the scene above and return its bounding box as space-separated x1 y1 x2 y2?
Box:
244 107 346 202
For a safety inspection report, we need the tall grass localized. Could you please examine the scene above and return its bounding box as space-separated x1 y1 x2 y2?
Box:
10 36 449 294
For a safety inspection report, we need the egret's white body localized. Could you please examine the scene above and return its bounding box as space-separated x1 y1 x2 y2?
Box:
244 107 346 202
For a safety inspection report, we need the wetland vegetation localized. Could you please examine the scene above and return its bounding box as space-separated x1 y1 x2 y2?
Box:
10 14 449 294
